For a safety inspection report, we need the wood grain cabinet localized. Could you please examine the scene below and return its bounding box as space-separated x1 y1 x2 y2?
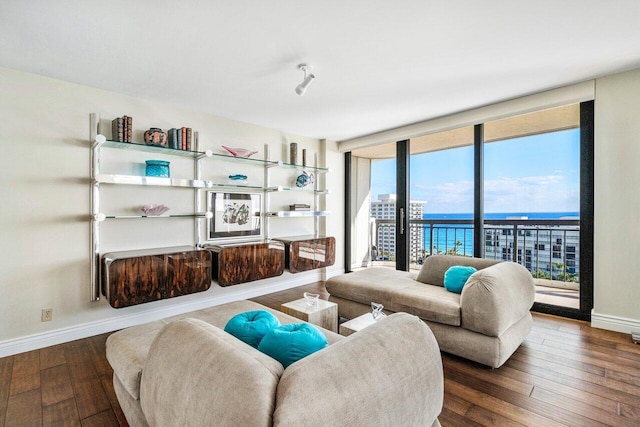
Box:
274 236 336 273
102 246 211 308
207 241 285 287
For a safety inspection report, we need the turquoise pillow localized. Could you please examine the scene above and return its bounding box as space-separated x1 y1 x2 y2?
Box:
224 310 280 348
444 266 477 294
258 323 328 368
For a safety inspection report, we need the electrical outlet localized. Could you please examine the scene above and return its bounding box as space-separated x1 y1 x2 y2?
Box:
41 308 53 322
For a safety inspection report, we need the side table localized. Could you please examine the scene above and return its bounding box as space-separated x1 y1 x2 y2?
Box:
281 299 338 333
339 313 378 336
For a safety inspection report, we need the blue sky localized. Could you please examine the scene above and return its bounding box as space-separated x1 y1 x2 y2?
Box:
371 129 580 213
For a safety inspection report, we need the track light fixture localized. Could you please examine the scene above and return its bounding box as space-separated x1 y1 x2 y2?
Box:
295 63 315 96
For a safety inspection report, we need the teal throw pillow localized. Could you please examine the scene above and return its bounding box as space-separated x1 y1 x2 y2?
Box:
258 323 328 368
444 266 477 294
224 310 280 348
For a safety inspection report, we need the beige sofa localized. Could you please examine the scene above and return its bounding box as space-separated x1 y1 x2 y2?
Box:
106 300 444 426
326 255 535 368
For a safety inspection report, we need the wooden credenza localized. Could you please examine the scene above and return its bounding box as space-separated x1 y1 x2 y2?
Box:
102 246 211 308
207 241 285 287
273 236 336 273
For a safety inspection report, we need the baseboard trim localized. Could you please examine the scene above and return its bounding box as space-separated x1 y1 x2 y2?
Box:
321 267 345 281
591 310 640 334
0 272 323 358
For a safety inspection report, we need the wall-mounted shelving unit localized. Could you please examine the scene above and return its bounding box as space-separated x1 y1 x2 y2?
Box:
89 113 331 302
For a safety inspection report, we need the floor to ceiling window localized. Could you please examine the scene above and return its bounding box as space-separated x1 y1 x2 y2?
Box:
346 102 593 320
409 128 474 265
483 105 581 310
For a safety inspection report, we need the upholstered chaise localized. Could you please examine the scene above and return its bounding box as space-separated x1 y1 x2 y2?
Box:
326 255 535 368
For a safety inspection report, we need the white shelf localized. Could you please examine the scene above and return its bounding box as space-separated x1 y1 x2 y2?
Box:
103 212 211 220
96 174 211 188
95 174 265 190
265 211 331 217
265 186 328 194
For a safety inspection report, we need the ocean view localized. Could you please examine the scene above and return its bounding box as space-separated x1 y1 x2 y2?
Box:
418 212 580 256
423 212 580 220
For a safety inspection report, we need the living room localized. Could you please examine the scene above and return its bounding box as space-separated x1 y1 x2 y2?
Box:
1 1 640 426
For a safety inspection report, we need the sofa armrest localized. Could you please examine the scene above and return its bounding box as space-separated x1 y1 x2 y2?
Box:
273 313 443 427
140 318 284 427
461 262 535 337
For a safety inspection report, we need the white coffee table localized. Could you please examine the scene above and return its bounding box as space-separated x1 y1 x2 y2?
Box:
339 313 379 336
281 298 338 333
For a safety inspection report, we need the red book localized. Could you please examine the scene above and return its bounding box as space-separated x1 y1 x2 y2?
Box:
181 127 186 150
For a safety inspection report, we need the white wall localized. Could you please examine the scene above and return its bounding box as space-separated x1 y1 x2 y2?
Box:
0 67 344 356
592 67 640 333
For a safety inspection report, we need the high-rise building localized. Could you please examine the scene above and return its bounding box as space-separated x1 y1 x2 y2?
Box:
370 194 425 263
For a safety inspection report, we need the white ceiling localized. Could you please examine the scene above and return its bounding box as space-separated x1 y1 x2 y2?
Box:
1 1 639 142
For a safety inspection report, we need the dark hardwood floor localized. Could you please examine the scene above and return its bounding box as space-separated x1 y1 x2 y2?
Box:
1 282 639 426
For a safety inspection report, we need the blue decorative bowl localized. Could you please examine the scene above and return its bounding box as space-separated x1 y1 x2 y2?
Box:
145 160 170 178
228 174 248 181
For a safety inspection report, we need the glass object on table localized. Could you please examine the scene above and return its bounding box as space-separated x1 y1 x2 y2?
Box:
303 292 320 309
371 302 386 321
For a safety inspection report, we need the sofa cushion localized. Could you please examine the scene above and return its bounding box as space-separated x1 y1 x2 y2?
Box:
444 266 477 293
140 318 282 427
224 310 280 348
258 323 328 367
326 269 462 326
416 255 500 286
106 318 171 401
106 299 342 401
273 313 443 427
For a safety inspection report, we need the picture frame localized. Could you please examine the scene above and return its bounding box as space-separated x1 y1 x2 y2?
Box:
206 191 262 241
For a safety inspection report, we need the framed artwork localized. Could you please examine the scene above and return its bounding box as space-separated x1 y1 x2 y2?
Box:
207 192 262 241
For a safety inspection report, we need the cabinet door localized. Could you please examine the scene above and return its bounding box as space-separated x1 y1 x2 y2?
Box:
214 242 285 287
253 241 286 281
166 251 212 297
289 237 336 273
105 256 166 308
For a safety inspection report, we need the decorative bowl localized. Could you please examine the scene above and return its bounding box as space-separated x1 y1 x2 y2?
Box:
222 145 258 158
141 204 170 216
228 174 248 181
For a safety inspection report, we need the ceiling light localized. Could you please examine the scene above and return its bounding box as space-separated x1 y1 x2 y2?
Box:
295 63 315 96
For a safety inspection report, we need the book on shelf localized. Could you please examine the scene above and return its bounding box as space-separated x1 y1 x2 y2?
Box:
111 117 123 142
167 128 178 149
289 204 311 211
181 127 186 150
123 115 128 142
186 128 192 151
111 115 132 142
125 115 132 142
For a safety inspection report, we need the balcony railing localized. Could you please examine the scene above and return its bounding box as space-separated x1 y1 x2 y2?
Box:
373 218 580 282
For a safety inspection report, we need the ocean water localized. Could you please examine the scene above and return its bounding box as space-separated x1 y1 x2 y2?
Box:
418 212 579 256
423 212 579 220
